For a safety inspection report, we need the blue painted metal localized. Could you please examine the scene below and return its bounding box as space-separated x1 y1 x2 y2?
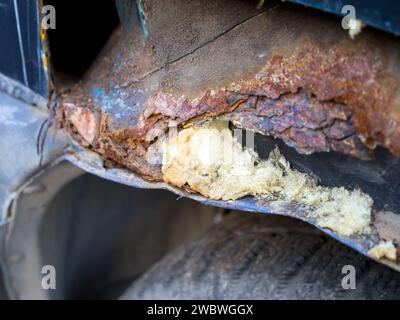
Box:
288 0 400 36
0 0 48 98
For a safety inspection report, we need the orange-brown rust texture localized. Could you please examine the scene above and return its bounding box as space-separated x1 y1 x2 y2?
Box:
232 40 399 157
226 90 371 159
60 90 247 180
60 39 400 181
62 101 164 180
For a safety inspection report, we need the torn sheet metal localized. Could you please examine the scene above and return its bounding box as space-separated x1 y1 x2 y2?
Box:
55 0 400 269
60 1 400 180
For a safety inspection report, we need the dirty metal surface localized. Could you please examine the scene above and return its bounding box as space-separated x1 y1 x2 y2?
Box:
57 1 400 269
60 1 400 179
0 88 67 223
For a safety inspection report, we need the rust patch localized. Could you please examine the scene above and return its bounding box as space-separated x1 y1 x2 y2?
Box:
59 38 400 181
60 101 163 180
224 90 372 159
59 90 249 180
231 39 399 157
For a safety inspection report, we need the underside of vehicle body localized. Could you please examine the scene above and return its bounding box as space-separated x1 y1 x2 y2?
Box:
0 0 400 299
